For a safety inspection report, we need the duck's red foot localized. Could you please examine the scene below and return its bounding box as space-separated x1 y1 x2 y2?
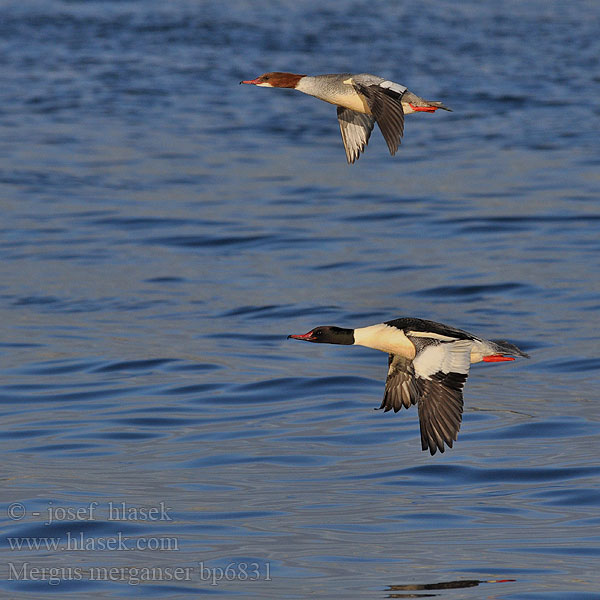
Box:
482 355 516 362
409 103 438 112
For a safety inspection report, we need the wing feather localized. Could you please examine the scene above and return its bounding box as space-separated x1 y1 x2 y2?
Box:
336 107 375 164
380 354 419 412
354 84 405 156
378 338 473 455
417 371 467 455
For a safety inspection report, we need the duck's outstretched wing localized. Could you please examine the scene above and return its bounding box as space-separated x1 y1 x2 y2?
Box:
411 338 472 455
381 354 420 412
352 80 406 156
381 337 472 455
416 369 467 456
336 107 375 164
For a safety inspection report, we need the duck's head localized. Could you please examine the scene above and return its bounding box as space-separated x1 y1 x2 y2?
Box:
240 72 305 88
288 326 354 345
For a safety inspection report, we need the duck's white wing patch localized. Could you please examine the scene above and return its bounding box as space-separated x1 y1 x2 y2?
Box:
379 80 408 96
413 339 472 380
336 107 375 164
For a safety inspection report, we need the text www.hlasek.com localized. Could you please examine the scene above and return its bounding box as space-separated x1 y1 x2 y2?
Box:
7 532 178 552
8 562 272 586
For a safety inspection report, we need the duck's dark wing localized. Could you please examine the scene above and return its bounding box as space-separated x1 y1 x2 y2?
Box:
336 107 375 164
381 338 472 455
416 370 467 456
411 338 472 455
380 354 420 412
386 317 476 342
353 82 405 156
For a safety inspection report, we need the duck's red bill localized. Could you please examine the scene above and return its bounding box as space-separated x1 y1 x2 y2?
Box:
288 331 314 341
482 355 515 362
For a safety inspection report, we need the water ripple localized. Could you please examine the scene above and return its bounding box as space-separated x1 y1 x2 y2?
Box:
1 1 599 597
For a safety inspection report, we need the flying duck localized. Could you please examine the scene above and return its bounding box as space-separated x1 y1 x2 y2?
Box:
288 317 529 455
241 72 451 163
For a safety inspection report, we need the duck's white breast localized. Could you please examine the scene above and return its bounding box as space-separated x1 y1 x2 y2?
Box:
353 324 416 357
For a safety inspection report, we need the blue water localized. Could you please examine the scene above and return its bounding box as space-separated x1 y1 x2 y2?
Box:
1 1 599 598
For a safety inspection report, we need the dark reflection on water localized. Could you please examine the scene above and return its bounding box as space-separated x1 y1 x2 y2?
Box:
1 0 599 598
386 577 515 597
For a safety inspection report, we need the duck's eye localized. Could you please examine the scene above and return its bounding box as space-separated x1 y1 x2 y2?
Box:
263 75 270 81
314 329 323 336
